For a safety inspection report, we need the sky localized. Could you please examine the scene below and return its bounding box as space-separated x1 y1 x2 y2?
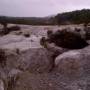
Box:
0 0 90 17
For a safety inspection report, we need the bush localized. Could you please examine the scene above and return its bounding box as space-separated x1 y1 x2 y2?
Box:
48 30 88 49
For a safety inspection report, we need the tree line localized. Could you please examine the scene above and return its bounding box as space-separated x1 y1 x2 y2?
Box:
55 9 90 25
0 9 90 26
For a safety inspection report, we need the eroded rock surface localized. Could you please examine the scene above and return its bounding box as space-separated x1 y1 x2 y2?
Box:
55 46 90 77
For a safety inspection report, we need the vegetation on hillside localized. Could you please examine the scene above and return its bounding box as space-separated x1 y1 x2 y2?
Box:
0 16 54 25
55 9 90 25
0 9 90 25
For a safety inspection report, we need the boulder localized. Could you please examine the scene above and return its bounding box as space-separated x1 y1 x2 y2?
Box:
18 48 53 73
55 46 90 76
0 48 54 89
3 48 53 73
55 50 83 76
12 71 67 90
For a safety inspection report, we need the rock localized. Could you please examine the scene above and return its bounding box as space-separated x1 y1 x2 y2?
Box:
8 69 22 78
0 48 53 73
0 34 42 51
18 48 53 73
65 80 87 90
0 35 24 46
6 69 22 90
55 45 90 76
0 49 23 90
0 49 22 90
12 71 88 90
12 71 65 90
55 50 83 76
45 43 69 71
5 49 21 70
47 30 88 49
87 40 90 44
85 26 90 40
46 43 68 59
0 34 53 73
0 79 4 90
2 41 68 73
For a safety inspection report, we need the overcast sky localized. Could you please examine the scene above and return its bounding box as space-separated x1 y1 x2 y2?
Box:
0 0 90 17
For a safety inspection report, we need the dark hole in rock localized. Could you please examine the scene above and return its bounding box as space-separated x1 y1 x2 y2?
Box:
24 33 30 38
0 49 6 67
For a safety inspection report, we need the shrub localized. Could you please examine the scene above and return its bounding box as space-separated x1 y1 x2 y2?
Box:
48 30 88 49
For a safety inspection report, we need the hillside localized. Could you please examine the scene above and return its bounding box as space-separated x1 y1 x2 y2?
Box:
0 16 54 25
55 9 90 25
0 9 90 25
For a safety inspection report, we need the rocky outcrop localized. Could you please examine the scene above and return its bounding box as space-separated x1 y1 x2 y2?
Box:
1 25 90 90
0 47 53 73
18 48 53 73
55 46 90 76
55 50 83 76
11 71 90 90
0 47 54 90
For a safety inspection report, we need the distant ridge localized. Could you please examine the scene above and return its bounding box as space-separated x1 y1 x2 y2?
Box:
55 9 90 25
0 9 90 25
